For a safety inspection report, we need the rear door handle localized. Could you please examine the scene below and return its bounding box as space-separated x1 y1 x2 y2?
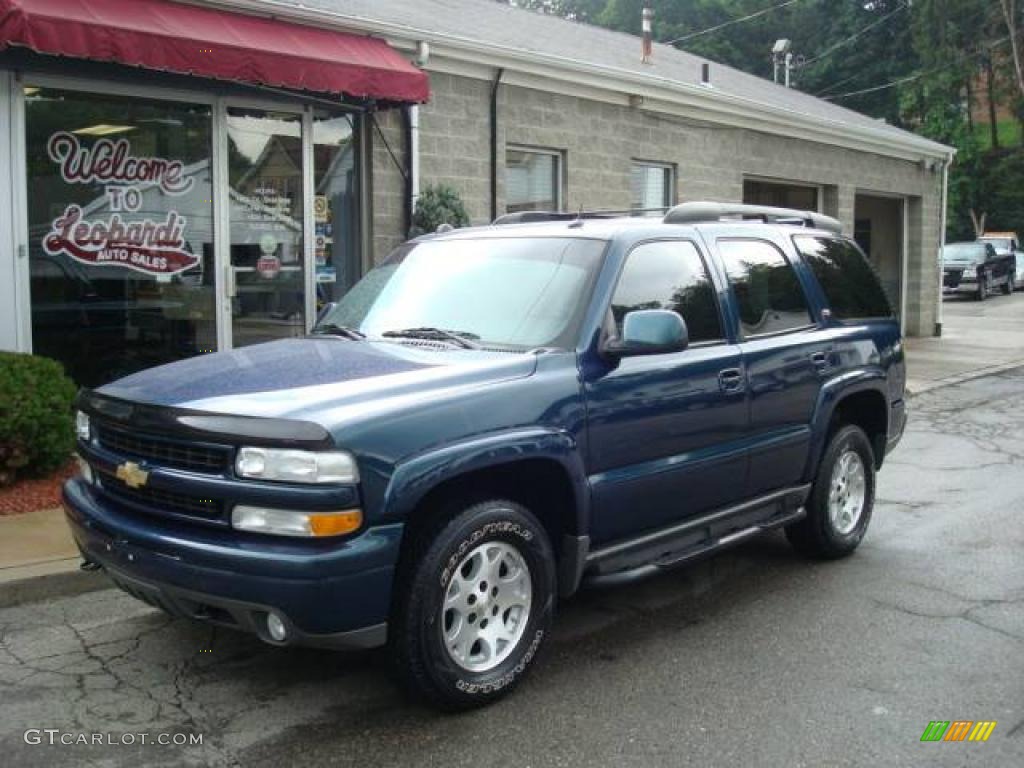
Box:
718 368 744 393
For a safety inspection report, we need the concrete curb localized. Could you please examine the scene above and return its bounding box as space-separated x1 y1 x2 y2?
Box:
0 559 109 609
907 360 1024 397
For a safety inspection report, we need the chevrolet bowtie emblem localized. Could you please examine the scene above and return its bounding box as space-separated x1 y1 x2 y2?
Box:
116 461 149 489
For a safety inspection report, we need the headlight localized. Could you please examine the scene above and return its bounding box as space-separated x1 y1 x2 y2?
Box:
76 411 91 442
235 447 359 484
75 454 94 484
231 505 363 537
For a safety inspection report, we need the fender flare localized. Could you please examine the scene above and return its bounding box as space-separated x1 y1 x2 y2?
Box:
804 368 889 481
381 427 590 539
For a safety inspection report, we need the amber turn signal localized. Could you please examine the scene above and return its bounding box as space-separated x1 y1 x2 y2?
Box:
308 509 363 537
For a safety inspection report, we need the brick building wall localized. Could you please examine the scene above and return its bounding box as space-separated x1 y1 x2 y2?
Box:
372 71 944 336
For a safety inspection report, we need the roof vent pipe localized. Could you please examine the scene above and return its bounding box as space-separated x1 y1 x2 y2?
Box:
701 62 711 87
642 8 653 64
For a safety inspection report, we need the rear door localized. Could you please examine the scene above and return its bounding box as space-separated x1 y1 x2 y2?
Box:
583 239 748 545
712 234 831 497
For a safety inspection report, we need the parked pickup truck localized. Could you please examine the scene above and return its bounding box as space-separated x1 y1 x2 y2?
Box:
66 202 906 709
942 241 1015 300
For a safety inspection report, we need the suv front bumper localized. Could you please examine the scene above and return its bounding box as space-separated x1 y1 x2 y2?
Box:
63 478 400 649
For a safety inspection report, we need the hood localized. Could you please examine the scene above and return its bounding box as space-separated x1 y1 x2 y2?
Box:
99 338 538 423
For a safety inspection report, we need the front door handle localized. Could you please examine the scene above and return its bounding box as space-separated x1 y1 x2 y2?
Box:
718 368 744 393
810 351 831 373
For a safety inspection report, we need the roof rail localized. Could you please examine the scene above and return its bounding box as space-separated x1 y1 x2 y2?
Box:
663 202 842 234
492 207 670 226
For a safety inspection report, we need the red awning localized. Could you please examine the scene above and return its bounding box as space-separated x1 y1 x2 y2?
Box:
0 0 429 103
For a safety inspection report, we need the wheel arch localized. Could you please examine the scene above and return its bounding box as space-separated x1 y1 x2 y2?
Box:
384 428 591 598
806 372 889 480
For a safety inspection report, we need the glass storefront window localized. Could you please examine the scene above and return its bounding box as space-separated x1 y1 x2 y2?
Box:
25 87 215 387
227 108 306 347
313 113 360 306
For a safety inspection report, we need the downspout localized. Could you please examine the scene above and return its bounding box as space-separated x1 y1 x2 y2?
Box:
490 67 505 222
402 106 413 237
409 104 420 208
935 154 952 337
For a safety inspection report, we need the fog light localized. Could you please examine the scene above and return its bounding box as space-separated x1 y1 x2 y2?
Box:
231 505 363 537
266 612 288 642
75 454 94 485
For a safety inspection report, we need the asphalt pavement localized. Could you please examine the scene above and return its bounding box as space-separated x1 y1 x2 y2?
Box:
1 370 1022 768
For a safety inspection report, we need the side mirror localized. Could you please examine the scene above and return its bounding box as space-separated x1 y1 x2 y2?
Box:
315 302 337 326
603 309 689 358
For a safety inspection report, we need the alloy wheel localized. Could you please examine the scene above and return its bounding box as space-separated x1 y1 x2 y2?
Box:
441 541 533 673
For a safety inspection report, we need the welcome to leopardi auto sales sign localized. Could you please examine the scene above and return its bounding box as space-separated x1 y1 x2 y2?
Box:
41 132 200 276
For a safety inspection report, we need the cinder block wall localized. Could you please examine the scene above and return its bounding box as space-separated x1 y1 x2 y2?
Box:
372 71 944 336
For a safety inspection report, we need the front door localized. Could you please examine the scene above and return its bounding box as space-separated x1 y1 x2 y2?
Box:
584 239 749 545
226 107 308 347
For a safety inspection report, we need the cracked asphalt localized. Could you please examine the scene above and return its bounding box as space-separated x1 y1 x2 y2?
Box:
2 371 1023 768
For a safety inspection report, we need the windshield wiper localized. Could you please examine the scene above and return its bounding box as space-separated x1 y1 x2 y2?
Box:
310 323 366 340
381 327 481 349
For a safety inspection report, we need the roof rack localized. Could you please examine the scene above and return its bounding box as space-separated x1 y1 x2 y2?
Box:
492 207 670 226
663 202 842 234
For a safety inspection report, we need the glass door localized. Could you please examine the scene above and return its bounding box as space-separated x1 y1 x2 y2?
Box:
225 107 306 347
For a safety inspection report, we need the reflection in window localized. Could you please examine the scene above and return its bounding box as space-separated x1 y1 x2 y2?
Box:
794 236 894 319
506 148 561 212
719 239 812 337
611 241 723 344
227 108 305 347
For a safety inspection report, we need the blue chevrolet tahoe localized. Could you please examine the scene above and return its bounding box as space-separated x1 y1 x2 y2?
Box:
65 202 906 709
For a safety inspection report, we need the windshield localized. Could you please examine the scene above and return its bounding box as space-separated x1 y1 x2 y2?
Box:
319 237 607 350
981 237 1012 252
943 243 985 262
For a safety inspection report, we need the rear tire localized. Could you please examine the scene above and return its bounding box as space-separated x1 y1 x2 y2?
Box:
390 499 556 710
786 425 875 559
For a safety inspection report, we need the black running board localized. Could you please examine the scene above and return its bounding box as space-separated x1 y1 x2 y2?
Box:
584 485 809 584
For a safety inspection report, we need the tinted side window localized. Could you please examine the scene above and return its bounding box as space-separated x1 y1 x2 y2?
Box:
611 241 723 344
794 236 894 319
718 239 813 336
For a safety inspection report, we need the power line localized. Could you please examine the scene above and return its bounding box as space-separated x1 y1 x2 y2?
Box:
664 0 809 46
801 2 908 69
813 2 1005 97
822 36 1010 101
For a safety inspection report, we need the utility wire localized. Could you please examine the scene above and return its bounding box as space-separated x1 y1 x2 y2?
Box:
814 1 1004 96
823 36 1010 101
800 2 908 69
664 0 808 45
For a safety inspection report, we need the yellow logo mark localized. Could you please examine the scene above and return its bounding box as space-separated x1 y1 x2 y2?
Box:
116 461 149 489
969 722 997 742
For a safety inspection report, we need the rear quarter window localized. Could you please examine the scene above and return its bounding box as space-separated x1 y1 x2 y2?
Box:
793 236 894 320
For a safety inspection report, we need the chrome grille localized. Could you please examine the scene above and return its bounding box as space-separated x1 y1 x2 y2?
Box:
95 424 231 474
97 473 225 523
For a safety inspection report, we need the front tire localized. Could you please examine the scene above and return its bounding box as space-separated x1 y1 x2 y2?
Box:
1003 272 1015 295
786 424 875 559
390 499 556 710
977 273 988 301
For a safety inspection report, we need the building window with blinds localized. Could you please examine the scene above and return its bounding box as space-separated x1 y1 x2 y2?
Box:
506 147 562 213
631 161 674 215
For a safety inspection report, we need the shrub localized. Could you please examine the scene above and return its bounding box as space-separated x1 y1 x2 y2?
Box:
0 352 77 486
411 184 471 237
